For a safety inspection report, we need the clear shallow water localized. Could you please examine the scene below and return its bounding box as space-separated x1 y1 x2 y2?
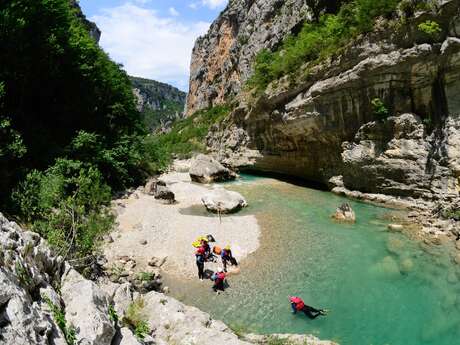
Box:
165 175 460 345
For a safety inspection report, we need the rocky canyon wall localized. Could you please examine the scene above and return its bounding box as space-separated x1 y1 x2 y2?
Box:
186 0 312 115
197 0 460 201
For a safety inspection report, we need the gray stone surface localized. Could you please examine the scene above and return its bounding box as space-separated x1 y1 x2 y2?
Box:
0 214 64 345
187 0 311 115
190 154 237 183
332 203 356 223
202 187 248 213
61 266 115 345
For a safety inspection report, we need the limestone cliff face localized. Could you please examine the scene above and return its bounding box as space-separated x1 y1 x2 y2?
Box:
130 77 186 132
186 0 311 115
205 0 460 201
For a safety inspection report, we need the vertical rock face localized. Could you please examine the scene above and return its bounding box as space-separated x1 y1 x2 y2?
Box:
205 0 460 201
186 0 311 115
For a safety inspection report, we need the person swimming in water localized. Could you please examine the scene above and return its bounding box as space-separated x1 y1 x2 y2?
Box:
289 296 327 319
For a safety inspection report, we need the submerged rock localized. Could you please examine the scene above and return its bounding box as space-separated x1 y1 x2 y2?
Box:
332 203 356 223
190 154 237 184
388 224 404 232
454 253 460 265
386 236 405 256
399 258 415 274
202 188 248 213
371 256 401 279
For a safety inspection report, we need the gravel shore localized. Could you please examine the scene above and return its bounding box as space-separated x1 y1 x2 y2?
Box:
104 172 260 278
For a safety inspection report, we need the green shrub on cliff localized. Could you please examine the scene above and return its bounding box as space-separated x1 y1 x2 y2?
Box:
371 98 390 119
13 159 113 259
248 0 403 91
418 20 442 38
144 105 230 170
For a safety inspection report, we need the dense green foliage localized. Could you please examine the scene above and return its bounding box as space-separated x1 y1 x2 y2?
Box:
141 99 185 132
371 98 390 119
247 0 404 91
144 105 230 171
0 0 149 259
418 20 442 37
13 159 114 258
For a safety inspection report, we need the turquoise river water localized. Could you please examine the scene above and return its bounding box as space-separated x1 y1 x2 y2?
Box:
165 175 460 345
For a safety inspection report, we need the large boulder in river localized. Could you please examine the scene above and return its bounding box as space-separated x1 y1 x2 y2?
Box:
202 188 247 213
332 203 356 223
190 154 237 183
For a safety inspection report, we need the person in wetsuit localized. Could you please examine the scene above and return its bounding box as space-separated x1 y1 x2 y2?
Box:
195 247 205 281
200 238 212 261
221 245 238 272
212 267 226 294
289 296 327 319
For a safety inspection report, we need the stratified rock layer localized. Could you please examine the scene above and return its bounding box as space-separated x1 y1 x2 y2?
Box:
206 0 460 202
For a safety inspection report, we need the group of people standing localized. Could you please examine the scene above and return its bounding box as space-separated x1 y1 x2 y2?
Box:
193 235 327 319
194 235 239 294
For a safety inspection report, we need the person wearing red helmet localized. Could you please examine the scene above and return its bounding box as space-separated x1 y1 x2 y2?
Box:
195 246 206 281
289 296 327 319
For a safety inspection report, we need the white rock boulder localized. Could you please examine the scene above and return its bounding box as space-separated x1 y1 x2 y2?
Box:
61 266 115 345
202 188 248 213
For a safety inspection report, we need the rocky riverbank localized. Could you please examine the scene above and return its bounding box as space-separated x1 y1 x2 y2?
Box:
0 212 337 345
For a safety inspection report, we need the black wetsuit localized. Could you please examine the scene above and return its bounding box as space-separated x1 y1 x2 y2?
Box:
196 253 205 279
291 303 324 319
301 305 324 319
221 249 238 272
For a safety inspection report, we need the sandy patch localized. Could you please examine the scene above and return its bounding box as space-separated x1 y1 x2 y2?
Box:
104 173 260 278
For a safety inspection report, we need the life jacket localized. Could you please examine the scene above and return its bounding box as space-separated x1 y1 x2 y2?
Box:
213 246 222 255
289 296 305 311
196 247 205 255
202 241 210 253
216 272 226 282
